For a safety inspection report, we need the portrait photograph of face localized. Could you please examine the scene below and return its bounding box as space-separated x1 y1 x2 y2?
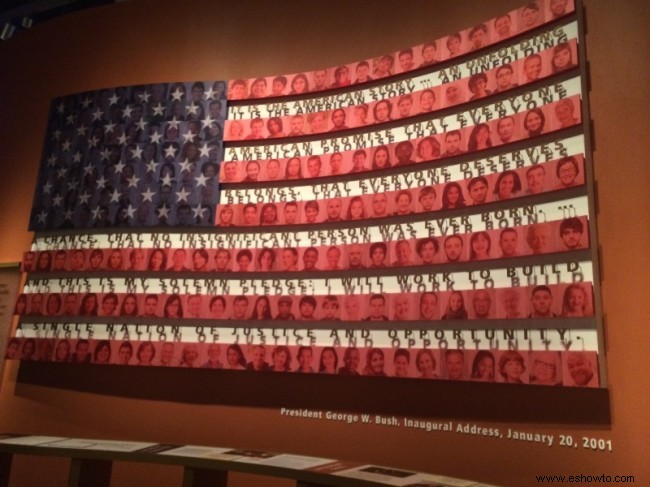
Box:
496 227 523 259
443 234 466 263
549 0 574 19
527 284 561 319
323 245 344 271
493 13 514 41
556 216 589 251
519 1 544 31
392 294 414 321
553 155 584 189
530 351 563 386
445 33 464 59
369 192 393 218
496 287 526 319
496 350 529 384
562 350 599 387
284 156 304 181
265 158 284 181
441 290 468 321
521 106 549 138
321 296 341 321
470 289 494 320
221 160 239 183
525 222 556 255
238 203 259 227
297 295 319 321
558 282 593 317
418 292 439 320
342 295 363 321
524 163 552 195
346 244 367 270
468 350 497 382
493 115 520 145
280 200 302 226
327 152 349 176
255 248 277 272
391 239 414 268
443 349 466 381
417 88 439 114
300 246 322 272
416 237 440 265
550 41 577 74
416 185 438 213
443 81 466 108
552 95 581 131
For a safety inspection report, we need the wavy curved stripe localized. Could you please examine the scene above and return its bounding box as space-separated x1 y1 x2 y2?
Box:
224 37 578 140
227 0 576 102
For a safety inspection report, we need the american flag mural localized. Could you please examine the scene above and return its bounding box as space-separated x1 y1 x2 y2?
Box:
8 0 605 390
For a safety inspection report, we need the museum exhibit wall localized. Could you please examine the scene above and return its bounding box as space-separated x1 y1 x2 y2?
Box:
0 0 647 486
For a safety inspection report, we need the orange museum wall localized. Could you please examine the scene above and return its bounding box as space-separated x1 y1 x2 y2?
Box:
0 1 648 486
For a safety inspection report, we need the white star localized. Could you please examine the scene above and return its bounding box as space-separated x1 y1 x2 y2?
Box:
110 189 122 203
91 206 102 220
78 192 92 205
141 187 156 202
139 91 151 103
201 115 214 129
72 151 83 163
37 210 48 223
46 154 57 167
83 164 95 176
100 148 111 161
66 113 76 125
194 174 208 187
68 178 79 191
128 175 140 188
126 204 137 219
63 208 74 221
56 167 67 179
51 129 62 140
192 206 205 219
89 135 100 148
157 205 170 219
92 108 104 121
152 104 165 116
52 194 63 207
96 176 107 189
163 144 177 158
149 131 162 144
104 121 116 133
122 105 133 119
42 181 53 194
76 124 87 136
136 119 147 131
176 187 191 202
204 87 216 100
108 93 119 106
146 160 160 173
160 174 173 186
178 159 193 173
56 101 65 114
130 145 143 160
114 161 126 174
186 104 199 116
171 88 184 101
166 117 181 130
117 133 128 145
182 131 196 143
81 97 92 109
61 140 71 151
198 143 210 158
